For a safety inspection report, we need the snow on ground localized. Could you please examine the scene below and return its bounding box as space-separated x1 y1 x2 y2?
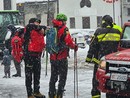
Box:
0 44 106 98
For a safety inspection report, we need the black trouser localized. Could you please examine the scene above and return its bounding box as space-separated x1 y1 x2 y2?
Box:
91 64 101 96
13 59 21 76
4 66 10 77
49 59 68 95
24 55 41 96
106 93 130 98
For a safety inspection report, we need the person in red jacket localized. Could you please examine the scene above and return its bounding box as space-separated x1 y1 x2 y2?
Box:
48 13 78 98
24 18 46 98
11 27 24 77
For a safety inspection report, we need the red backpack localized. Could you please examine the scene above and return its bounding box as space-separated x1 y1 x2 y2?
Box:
11 35 23 63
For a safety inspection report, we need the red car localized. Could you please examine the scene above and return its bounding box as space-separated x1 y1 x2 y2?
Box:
96 22 130 97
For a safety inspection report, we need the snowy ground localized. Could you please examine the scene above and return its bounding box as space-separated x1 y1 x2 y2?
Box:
0 44 106 98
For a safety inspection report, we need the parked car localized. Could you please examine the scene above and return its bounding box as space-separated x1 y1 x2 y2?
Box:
71 32 86 48
96 22 130 97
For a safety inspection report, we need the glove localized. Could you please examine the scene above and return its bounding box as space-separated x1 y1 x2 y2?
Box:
74 45 78 52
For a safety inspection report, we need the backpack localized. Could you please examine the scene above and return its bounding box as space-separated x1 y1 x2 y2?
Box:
11 36 23 63
46 27 67 54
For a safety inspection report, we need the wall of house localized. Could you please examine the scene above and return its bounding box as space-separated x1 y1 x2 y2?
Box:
24 1 56 25
0 1 4 10
59 0 121 29
122 0 130 25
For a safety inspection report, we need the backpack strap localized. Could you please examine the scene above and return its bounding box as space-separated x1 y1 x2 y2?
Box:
60 27 68 42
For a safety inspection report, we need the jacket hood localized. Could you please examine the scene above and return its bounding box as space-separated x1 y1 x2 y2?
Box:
3 49 10 56
105 49 130 61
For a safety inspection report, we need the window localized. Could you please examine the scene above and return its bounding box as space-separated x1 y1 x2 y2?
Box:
70 17 75 28
82 17 90 29
36 14 41 20
128 8 130 16
123 26 130 39
97 16 102 27
4 0 11 10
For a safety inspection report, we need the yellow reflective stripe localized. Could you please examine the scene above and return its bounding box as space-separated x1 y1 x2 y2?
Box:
92 94 101 98
97 33 120 42
86 57 92 62
113 24 122 33
92 58 100 64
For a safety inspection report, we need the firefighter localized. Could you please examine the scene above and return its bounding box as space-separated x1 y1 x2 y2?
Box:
85 15 121 98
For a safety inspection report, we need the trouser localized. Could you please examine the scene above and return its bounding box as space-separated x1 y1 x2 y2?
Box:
13 59 21 76
24 55 41 96
91 64 101 96
4 66 10 77
49 59 68 96
106 93 130 98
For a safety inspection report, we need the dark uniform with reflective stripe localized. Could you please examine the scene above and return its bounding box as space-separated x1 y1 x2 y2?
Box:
86 26 121 98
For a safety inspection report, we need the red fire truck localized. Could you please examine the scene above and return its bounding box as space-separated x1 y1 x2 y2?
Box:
96 22 130 97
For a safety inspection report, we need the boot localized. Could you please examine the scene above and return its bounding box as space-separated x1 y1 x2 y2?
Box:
92 94 101 98
28 95 35 98
56 91 63 98
3 76 7 78
34 92 46 98
48 92 56 98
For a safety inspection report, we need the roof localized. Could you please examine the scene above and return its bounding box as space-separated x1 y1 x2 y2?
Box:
16 0 55 3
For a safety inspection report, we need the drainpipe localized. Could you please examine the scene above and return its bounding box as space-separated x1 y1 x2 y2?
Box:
47 0 50 26
57 0 59 14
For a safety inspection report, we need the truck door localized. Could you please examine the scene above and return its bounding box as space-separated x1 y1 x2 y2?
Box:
119 24 130 50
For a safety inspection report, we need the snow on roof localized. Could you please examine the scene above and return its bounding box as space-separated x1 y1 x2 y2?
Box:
16 0 54 3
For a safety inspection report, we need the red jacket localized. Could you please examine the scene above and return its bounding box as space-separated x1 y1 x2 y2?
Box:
28 30 45 53
50 26 76 60
11 35 23 63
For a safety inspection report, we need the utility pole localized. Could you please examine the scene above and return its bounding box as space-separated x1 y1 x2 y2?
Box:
120 0 123 27
113 0 115 23
57 0 59 14
47 0 50 26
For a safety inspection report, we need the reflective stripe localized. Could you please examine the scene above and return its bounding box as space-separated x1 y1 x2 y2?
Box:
113 24 122 33
92 58 100 64
92 94 101 98
97 33 120 42
86 57 92 62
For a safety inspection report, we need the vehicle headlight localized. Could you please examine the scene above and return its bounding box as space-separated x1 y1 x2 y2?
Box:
99 56 106 70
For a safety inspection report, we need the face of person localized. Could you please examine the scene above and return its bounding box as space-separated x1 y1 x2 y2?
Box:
34 22 40 25
63 21 66 25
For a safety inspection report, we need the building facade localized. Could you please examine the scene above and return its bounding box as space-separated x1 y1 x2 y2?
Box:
16 0 130 28
59 0 121 29
17 1 56 25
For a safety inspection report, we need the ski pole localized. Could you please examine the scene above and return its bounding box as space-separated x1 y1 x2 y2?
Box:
74 56 76 98
74 38 79 98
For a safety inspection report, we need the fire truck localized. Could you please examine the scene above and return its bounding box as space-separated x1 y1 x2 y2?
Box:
96 22 130 97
